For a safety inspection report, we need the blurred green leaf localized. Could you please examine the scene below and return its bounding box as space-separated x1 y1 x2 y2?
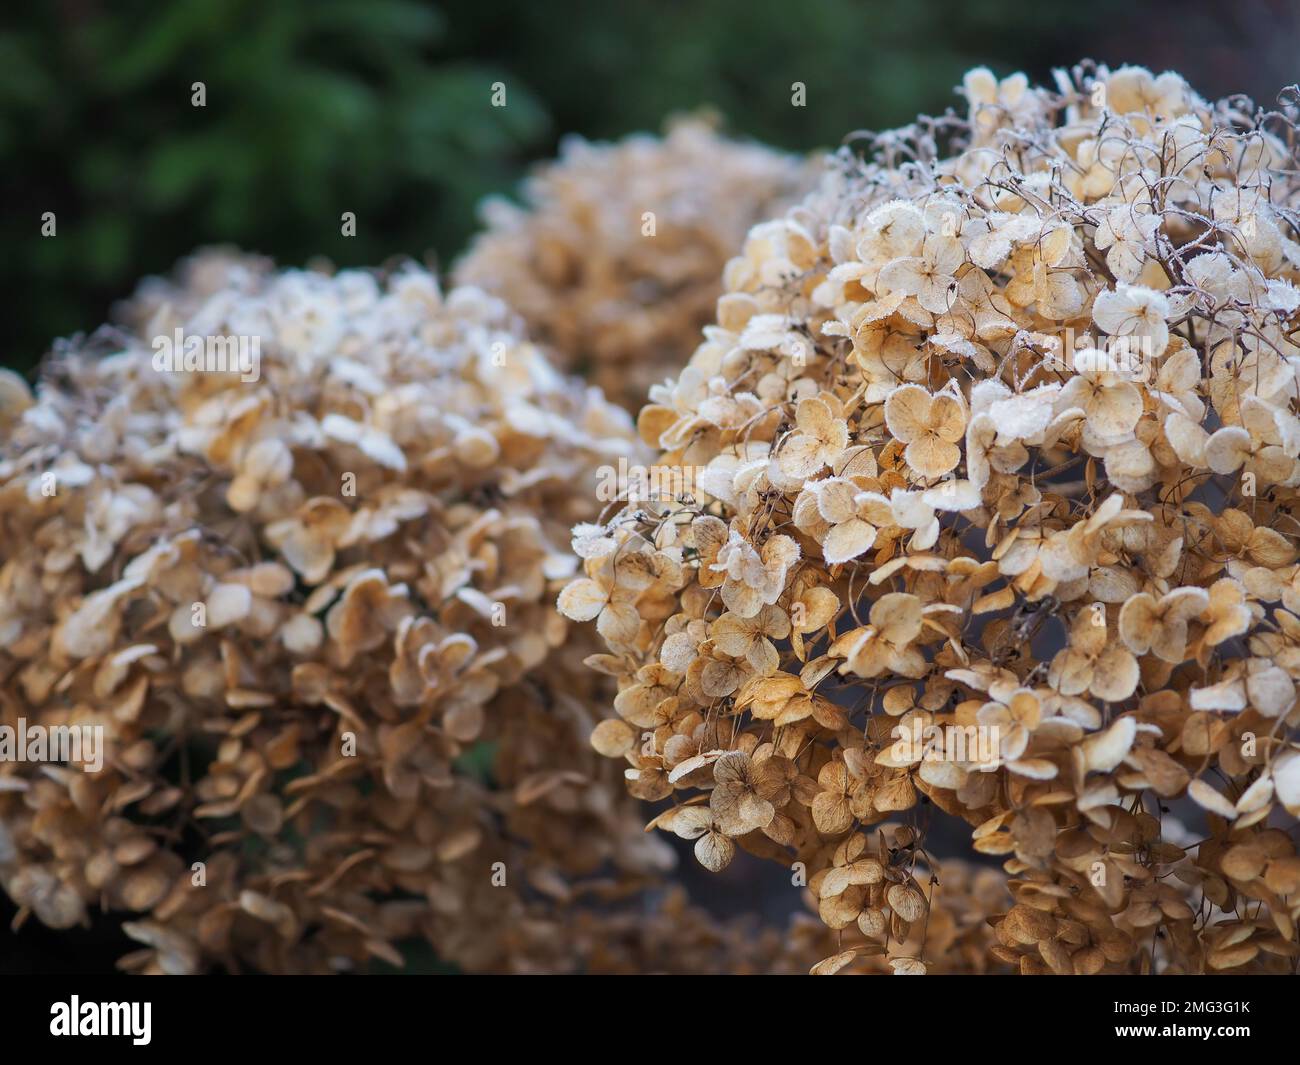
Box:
2 0 1148 372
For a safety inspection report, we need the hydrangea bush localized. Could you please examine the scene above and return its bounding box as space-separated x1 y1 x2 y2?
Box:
8 60 1300 978
561 64 1300 975
455 119 816 411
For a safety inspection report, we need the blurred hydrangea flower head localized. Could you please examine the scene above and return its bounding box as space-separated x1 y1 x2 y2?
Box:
455 119 817 411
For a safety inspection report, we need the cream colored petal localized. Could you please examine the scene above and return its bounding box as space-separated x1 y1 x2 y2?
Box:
1082 716 1136 773
1089 645 1139 702
905 435 961 478
1117 593 1157 654
694 831 735 872
823 519 877 565
929 393 967 442
884 384 933 444
1204 426 1251 474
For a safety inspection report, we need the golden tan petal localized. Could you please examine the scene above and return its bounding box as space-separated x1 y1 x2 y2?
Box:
597 600 642 645
1188 778 1239 819
693 831 735 872
590 719 636 758
1117 593 1158 653
811 792 854 835
905 434 962 478
929 392 967 442
822 519 878 565
871 592 924 644
809 949 858 976
883 383 933 444
887 883 928 923
1089 645 1139 702
1082 716 1137 773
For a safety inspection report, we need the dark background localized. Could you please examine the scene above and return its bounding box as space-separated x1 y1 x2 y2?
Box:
2 0 1298 972
4 0 1299 373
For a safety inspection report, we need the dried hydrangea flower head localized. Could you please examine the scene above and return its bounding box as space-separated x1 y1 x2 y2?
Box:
0 257 718 973
562 63 1300 975
115 246 275 336
455 118 817 411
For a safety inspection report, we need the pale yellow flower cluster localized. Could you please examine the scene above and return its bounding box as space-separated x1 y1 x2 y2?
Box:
455 119 816 411
562 64 1300 974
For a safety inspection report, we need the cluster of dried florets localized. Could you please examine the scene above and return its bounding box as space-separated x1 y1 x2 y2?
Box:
115 246 275 335
0 256 744 973
562 64 1300 974
455 119 816 411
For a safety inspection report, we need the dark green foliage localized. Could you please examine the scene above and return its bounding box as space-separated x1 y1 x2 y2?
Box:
0 0 549 371
0 0 1276 374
